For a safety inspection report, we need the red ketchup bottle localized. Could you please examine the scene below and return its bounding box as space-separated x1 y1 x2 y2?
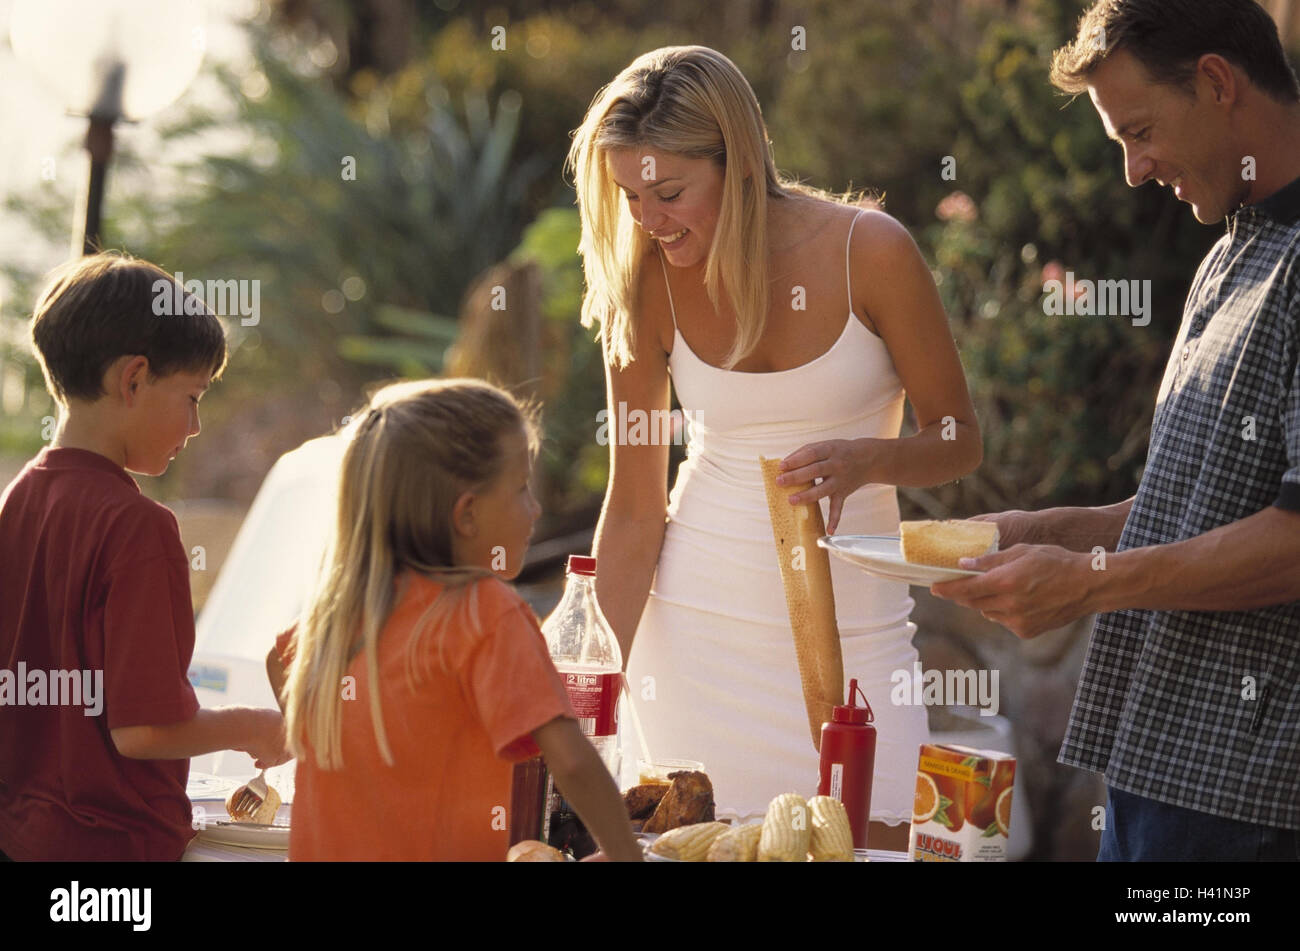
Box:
817 678 876 850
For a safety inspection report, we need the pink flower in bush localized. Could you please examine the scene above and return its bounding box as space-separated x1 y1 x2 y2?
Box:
936 190 977 223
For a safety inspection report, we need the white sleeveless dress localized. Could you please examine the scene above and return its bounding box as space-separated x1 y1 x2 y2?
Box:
621 209 930 826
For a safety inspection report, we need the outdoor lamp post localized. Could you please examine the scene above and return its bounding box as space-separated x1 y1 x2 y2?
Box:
9 0 206 255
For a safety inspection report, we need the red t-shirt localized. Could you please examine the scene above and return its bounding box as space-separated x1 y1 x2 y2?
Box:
277 573 576 861
0 448 200 860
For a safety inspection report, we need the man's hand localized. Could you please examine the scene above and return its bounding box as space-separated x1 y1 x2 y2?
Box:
967 510 1039 549
929 544 1098 638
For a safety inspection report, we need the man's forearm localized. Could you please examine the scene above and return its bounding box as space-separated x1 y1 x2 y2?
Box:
1033 496 1134 551
1089 505 1300 614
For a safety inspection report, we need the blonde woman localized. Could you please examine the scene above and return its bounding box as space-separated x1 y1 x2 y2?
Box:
568 46 982 850
268 379 641 861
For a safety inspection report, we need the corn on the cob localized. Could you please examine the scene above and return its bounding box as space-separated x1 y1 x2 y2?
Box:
649 821 729 861
758 792 811 862
706 822 763 862
808 795 854 861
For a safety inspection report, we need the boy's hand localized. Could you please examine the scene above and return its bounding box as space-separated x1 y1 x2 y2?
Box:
236 708 291 768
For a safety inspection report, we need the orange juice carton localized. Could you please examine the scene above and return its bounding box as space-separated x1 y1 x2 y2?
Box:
909 743 1015 862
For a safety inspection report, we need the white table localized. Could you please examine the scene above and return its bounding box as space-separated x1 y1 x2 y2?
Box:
183 838 286 862
184 770 912 862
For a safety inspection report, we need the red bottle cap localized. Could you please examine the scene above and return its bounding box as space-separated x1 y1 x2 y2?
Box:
831 678 874 725
566 555 597 576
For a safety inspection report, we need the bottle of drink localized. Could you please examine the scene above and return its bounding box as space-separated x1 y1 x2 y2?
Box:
540 554 623 857
507 755 549 846
818 678 877 850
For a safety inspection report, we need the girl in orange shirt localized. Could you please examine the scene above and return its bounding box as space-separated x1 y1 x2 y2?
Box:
272 378 640 860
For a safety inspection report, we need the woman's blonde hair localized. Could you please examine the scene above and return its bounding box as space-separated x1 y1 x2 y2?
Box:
283 377 538 769
566 45 868 369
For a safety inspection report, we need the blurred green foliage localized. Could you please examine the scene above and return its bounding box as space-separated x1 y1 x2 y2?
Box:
509 207 609 513
919 4 1220 513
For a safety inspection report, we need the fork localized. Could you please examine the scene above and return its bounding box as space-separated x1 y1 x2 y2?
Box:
230 770 270 821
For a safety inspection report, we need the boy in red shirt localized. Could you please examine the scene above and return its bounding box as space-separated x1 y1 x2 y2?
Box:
0 253 287 860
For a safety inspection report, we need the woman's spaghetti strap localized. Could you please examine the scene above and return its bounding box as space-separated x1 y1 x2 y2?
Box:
656 247 679 334
845 208 866 314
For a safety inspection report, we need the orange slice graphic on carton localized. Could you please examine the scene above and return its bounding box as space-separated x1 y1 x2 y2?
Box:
995 786 1013 838
913 772 939 824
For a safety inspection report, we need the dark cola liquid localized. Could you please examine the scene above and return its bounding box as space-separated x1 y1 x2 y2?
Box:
544 774 598 859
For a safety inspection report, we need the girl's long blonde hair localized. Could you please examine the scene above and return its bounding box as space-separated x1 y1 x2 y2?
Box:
283 378 538 769
565 45 864 369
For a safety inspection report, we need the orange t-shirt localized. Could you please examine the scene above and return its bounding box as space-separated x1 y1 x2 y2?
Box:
276 573 575 861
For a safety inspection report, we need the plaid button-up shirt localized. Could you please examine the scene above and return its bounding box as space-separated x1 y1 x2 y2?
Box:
1059 175 1300 829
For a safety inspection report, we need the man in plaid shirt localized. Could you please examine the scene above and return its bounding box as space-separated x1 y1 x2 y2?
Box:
933 0 1300 861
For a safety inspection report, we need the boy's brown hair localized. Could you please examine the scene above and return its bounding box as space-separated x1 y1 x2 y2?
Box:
1050 0 1300 102
30 252 228 405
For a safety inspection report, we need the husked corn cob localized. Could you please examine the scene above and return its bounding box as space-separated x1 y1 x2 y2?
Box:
706 822 763 862
649 821 729 861
808 795 854 862
758 793 811 862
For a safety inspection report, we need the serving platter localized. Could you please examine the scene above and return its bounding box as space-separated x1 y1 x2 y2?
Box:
637 831 907 862
818 535 982 585
193 803 291 850
636 832 681 862
185 771 241 802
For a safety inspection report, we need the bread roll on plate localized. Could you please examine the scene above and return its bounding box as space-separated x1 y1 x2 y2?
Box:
506 840 566 862
900 519 998 569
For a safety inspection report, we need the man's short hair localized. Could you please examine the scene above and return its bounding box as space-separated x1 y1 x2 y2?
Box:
30 252 227 404
1050 0 1300 101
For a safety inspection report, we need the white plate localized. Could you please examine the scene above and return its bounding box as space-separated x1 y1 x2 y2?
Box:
638 830 907 862
637 832 673 860
818 535 982 585
186 771 241 802
637 832 683 862
862 848 911 862
194 803 291 850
